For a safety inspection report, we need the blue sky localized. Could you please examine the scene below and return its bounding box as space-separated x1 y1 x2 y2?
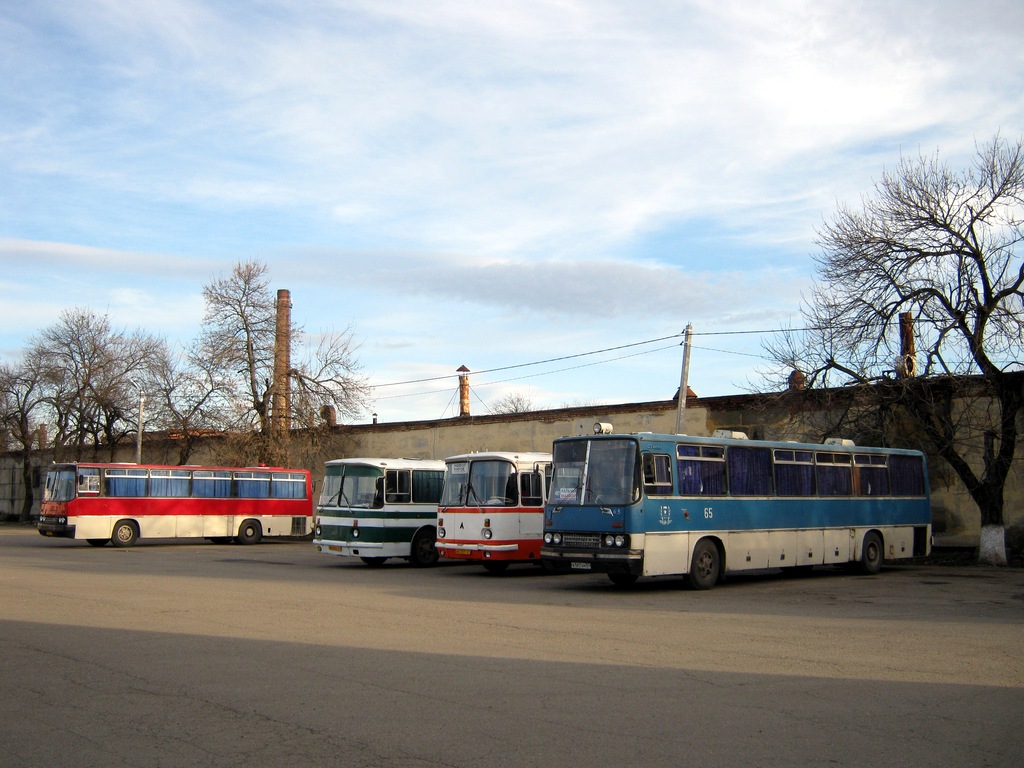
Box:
2 0 1022 423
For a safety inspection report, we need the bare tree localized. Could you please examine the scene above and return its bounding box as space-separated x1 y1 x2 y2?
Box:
32 308 163 461
200 259 278 434
491 391 536 414
199 259 368 463
765 134 1024 565
147 340 234 464
0 354 47 521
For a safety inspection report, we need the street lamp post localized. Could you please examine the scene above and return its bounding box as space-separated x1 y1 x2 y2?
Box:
135 388 145 464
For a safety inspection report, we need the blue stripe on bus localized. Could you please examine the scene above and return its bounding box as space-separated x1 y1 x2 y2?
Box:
549 497 931 533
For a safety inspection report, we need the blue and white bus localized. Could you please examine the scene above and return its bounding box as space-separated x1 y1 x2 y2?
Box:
540 426 931 588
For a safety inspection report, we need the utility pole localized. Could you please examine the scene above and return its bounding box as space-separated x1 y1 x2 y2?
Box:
674 324 693 435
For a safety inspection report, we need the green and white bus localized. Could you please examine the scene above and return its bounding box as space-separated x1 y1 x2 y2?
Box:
312 457 446 567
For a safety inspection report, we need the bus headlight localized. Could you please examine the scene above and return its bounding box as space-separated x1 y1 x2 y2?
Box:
544 532 553 544
437 527 446 538
553 532 562 545
351 528 359 539
482 528 493 540
314 525 322 537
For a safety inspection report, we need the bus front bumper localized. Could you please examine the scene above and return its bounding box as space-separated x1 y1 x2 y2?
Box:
540 547 643 576
436 542 519 553
313 539 383 557
37 516 75 538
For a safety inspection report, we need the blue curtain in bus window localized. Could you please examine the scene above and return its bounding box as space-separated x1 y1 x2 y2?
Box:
149 470 190 497
774 450 815 496
889 455 925 496
727 447 773 495
855 456 890 496
817 454 853 496
677 446 726 496
236 472 271 498
412 470 445 504
192 472 232 498
271 473 307 499
106 469 147 497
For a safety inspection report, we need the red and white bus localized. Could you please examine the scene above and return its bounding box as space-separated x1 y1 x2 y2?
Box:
37 462 313 547
435 451 552 572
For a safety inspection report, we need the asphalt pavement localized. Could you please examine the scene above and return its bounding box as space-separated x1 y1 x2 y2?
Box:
2 524 1022 767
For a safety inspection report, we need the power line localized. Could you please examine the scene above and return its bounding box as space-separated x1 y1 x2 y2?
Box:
368 332 685 390
367 323 876 396
372 343 682 402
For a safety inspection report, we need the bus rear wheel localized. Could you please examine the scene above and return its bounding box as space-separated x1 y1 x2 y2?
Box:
687 538 720 590
236 520 263 545
111 520 138 548
408 528 438 567
858 531 884 575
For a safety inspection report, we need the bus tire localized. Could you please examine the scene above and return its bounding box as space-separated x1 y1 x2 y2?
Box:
360 557 388 567
408 528 438 567
483 561 510 574
687 538 720 590
87 538 109 547
858 531 884 575
236 519 263 545
111 520 139 548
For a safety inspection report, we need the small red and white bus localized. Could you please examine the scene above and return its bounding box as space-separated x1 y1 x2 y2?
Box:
435 451 552 572
38 462 312 547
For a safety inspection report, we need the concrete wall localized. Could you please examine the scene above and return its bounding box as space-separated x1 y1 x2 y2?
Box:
333 401 706 461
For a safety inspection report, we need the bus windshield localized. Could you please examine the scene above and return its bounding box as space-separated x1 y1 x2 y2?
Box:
549 438 639 506
44 468 77 503
321 464 383 509
441 459 518 507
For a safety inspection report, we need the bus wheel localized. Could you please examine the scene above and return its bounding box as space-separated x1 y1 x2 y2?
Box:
608 572 638 587
687 539 720 590
111 520 138 548
360 557 388 567
236 520 263 545
87 538 108 547
858 531 884 575
408 529 438 567
483 561 510 574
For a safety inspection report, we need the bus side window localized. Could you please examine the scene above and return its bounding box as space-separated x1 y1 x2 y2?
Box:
521 472 543 506
412 470 445 504
385 470 412 504
78 468 100 495
642 453 673 496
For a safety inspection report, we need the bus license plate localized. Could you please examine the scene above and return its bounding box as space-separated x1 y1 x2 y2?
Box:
570 562 592 570
455 549 471 555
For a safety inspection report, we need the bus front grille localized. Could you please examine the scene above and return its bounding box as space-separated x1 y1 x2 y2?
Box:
560 532 602 548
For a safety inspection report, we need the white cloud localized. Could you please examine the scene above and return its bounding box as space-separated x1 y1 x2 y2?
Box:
1 0 1022 419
